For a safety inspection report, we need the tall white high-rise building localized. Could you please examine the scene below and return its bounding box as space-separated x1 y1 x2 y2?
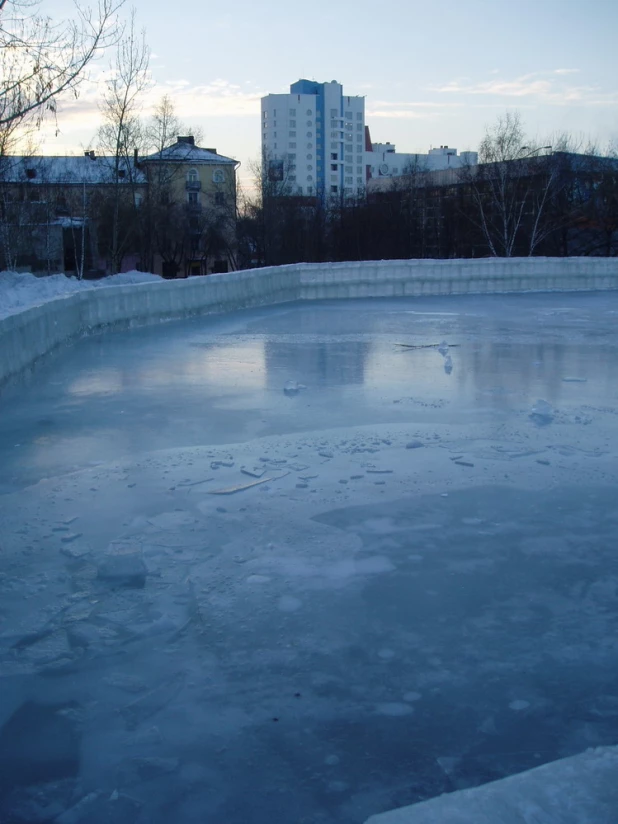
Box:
261 79 366 201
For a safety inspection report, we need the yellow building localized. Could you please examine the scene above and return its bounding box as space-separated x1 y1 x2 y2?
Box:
141 136 240 277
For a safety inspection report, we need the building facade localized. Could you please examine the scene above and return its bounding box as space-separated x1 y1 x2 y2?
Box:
366 142 478 179
0 137 240 277
140 136 240 277
261 79 367 202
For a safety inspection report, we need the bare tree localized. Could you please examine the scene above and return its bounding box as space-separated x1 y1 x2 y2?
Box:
96 9 149 272
0 0 123 131
145 94 203 156
460 112 557 257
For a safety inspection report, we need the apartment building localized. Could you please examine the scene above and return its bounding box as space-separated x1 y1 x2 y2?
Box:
261 79 367 201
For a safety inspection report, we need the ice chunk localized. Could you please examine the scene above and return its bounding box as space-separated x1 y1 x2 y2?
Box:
437 340 450 355
283 380 306 396
443 355 453 375
529 399 554 426
97 543 147 589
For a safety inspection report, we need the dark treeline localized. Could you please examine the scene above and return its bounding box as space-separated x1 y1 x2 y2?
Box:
238 115 618 268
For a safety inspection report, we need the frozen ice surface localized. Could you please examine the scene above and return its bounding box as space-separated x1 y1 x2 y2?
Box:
1 293 618 823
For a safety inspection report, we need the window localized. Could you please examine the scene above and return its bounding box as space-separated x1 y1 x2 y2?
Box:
288 153 296 159
357 186 364 194
345 134 352 142
307 185 313 194
330 131 339 139
188 191 199 204
330 120 339 129
306 131 312 138
331 184 338 193
330 108 338 117
307 153 312 160
289 175 297 182
273 132 277 138
345 111 352 120
331 141 338 149
118 169 126 178
187 168 198 183
307 165 313 171
307 142 312 149
307 174 313 181
263 111 267 119
331 163 337 171
357 166 363 174
331 153 338 161
306 108 312 115
306 121 312 127
215 192 225 206
289 108 296 116
345 165 352 173
26 168 36 179
289 120 296 128
289 131 296 137
289 142 296 149
345 176 353 184
356 112 362 120
212 170 225 183
356 124 363 131
357 177 364 184
392 167 398 174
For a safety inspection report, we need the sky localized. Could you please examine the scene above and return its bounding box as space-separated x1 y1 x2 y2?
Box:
39 0 618 189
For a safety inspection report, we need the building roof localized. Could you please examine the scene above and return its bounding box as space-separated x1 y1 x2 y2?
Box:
0 154 146 185
140 137 238 167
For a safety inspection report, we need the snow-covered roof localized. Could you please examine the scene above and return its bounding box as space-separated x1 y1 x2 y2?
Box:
0 155 146 185
141 138 238 167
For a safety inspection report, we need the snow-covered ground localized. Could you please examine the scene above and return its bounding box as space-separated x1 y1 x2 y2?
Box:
0 270 161 320
0 294 617 823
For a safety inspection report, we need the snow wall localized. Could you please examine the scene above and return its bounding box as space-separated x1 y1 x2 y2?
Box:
1 256 617 386
365 745 618 824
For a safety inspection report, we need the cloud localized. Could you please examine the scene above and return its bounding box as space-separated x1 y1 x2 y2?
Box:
429 70 610 106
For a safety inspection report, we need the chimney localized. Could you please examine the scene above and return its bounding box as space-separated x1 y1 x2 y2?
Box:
84 150 96 160
205 148 217 155
177 136 195 145
133 147 139 167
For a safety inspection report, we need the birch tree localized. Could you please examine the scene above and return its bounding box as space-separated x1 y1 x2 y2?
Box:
461 112 555 256
97 9 149 272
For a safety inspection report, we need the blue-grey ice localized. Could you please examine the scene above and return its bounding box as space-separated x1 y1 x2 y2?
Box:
1 292 618 823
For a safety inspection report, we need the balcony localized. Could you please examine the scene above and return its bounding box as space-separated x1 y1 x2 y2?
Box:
185 179 201 191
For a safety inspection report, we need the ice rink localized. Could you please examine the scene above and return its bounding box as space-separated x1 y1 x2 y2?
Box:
1 292 617 823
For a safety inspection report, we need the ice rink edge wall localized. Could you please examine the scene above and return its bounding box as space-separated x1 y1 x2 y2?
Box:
1 257 617 386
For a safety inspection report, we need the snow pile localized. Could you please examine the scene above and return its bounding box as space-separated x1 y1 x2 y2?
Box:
0 270 162 320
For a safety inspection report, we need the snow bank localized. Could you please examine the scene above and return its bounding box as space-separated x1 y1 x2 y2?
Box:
0 270 161 320
0 258 617 387
365 746 618 823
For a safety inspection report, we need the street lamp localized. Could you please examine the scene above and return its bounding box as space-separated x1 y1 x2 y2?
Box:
518 145 552 159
